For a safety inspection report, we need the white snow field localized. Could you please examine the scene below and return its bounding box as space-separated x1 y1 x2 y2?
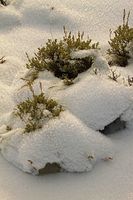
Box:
0 0 133 199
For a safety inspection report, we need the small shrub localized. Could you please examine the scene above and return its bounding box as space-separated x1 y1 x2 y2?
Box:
0 0 9 6
26 27 99 83
108 68 120 82
14 82 63 133
127 75 133 86
108 10 133 67
93 68 99 75
6 125 12 131
0 56 6 64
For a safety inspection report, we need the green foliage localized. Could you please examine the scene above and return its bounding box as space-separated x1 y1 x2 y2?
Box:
26 27 99 82
14 82 63 133
108 10 133 66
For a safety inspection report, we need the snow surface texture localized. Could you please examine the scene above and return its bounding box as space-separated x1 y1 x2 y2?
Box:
0 82 14 114
13 71 132 131
52 75 132 130
0 62 115 174
0 111 113 174
0 0 133 199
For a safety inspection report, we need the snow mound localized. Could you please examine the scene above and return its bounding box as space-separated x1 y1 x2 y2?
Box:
0 111 113 175
0 82 14 114
12 68 132 132
52 75 132 130
71 49 99 59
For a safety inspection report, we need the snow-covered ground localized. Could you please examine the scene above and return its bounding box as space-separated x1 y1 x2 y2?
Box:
1 128 133 200
0 127 133 200
0 0 133 199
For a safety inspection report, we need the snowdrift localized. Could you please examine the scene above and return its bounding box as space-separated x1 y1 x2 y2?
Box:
0 111 113 175
13 70 133 131
53 75 132 131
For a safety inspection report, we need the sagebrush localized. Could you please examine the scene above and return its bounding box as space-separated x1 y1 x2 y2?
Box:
108 9 133 66
26 27 99 83
14 82 63 133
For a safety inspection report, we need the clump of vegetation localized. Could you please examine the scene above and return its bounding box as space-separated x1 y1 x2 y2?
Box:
0 0 9 6
14 82 63 133
108 68 121 82
108 10 133 67
63 78 74 86
26 27 99 83
127 76 133 86
0 56 6 64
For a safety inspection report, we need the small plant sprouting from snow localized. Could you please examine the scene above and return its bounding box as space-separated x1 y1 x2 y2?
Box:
93 68 99 75
108 68 121 82
0 0 9 6
26 27 99 84
63 78 74 86
14 82 63 133
108 9 133 67
127 76 133 86
0 56 6 64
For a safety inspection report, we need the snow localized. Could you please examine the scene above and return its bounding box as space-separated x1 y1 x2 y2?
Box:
52 75 132 130
0 111 113 174
0 5 21 30
12 64 132 131
71 49 99 59
0 82 14 114
0 129 133 200
0 0 133 199
0 56 24 85
71 49 110 73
